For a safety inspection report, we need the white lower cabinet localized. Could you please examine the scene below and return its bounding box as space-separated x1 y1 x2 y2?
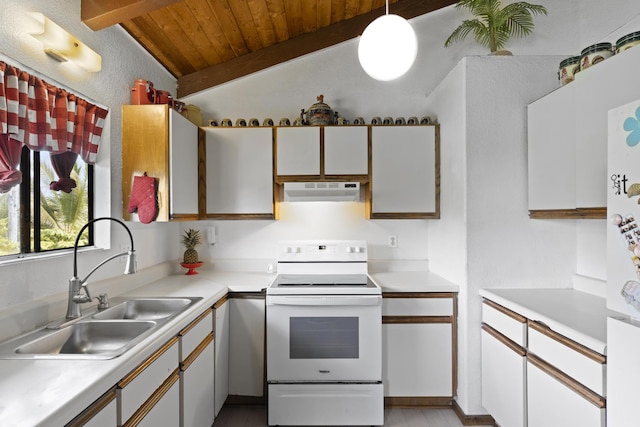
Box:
527 357 605 427
182 335 214 427
180 309 215 427
382 293 456 402
481 298 606 427
481 300 527 427
229 296 265 397
481 326 526 427
214 297 230 415
133 374 180 427
118 337 180 426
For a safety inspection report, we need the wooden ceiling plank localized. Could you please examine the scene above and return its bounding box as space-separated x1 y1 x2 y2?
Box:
185 0 237 62
167 2 224 66
330 0 345 24
230 0 268 51
358 0 374 15
301 0 318 33
265 0 290 43
317 0 332 28
247 0 278 47
208 0 251 57
82 0 184 31
344 0 361 19
148 7 211 71
283 0 304 38
121 18 187 77
178 0 457 97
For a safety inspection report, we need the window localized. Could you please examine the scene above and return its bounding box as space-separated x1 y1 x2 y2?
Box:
0 147 94 258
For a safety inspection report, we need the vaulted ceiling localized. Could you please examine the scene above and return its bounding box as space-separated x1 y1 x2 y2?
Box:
81 0 457 97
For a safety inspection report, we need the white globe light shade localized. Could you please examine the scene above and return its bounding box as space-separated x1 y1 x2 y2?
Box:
358 14 418 81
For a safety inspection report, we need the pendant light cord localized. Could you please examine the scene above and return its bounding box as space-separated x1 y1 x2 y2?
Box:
385 0 389 15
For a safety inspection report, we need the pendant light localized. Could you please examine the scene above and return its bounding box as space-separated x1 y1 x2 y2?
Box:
358 0 418 81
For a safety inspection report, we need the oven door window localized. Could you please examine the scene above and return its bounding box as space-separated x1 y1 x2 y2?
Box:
290 317 358 359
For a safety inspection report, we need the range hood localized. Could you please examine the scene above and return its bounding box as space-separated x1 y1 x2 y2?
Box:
283 182 360 202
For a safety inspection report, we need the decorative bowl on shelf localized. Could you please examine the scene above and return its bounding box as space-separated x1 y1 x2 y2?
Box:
180 261 203 275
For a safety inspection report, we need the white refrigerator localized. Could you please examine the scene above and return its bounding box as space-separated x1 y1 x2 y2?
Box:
606 98 640 427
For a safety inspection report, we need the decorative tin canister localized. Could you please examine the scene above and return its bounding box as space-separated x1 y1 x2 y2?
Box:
616 31 640 54
558 56 581 85
580 42 613 70
303 95 336 125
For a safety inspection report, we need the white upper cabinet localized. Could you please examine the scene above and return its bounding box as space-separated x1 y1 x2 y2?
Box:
122 105 199 222
371 125 439 218
205 127 274 218
527 46 640 218
276 126 369 178
276 127 320 176
324 126 369 175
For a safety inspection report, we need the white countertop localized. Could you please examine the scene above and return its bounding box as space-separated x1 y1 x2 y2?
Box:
369 271 459 292
0 269 274 427
480 288 611 355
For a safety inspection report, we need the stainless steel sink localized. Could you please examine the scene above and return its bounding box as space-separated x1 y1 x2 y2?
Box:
0 296 203 359
14 321 156 357
92 297 195 321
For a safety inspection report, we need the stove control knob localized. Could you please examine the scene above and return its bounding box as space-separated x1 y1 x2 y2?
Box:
293 246 301 253
285 247 293 254
356 246 364 253
347 246 355 253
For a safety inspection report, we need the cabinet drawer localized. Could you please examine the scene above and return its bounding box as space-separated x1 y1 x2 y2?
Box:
180 309 213 360
119 337 179 423
482 299 526 347
383 295 453 316
527 322 605 396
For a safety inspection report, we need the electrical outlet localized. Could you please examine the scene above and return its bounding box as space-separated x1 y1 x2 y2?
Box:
388 235 397 248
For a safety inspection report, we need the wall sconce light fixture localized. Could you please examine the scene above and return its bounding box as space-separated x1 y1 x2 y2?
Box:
30 13 102 73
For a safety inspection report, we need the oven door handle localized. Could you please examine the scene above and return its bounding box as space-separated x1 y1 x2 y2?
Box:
267 295 382 306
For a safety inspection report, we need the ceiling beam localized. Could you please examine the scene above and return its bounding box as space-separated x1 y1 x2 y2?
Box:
81 0 184 31
177 0 456 97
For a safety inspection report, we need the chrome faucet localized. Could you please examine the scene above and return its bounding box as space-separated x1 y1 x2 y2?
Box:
66 217 137 320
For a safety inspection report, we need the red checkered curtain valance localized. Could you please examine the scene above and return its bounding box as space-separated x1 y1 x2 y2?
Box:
0 60 109 192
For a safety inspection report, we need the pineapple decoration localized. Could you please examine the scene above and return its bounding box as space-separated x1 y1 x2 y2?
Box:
181 228 203 274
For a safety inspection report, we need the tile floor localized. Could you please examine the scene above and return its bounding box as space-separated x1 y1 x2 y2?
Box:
212 405 495 427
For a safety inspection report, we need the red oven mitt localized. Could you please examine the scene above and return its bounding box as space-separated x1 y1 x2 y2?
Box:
127 173 158 224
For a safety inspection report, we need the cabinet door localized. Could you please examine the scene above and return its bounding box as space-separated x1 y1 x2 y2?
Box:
205 127 273 216
481 326 526 427
229 297 265 397
134 374 180 427
214 298 230 416
527 356 604 427
182 335 215 427
324 127 368 175
527 84 576 211
119 338 179 424
276 127 320 176
575 46 640 208
169 109 199 216
382 323 452 396
371 126 438 217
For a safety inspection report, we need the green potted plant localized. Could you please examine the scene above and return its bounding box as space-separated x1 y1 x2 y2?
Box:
444 0 548 55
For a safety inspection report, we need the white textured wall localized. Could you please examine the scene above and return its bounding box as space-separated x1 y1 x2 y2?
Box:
0 0 178 312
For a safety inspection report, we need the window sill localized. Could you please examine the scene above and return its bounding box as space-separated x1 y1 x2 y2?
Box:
0 246 107 267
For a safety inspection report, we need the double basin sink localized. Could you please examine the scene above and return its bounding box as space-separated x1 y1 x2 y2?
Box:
0 297 202 360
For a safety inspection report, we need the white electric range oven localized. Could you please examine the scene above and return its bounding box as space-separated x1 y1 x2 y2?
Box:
266 240 383 426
